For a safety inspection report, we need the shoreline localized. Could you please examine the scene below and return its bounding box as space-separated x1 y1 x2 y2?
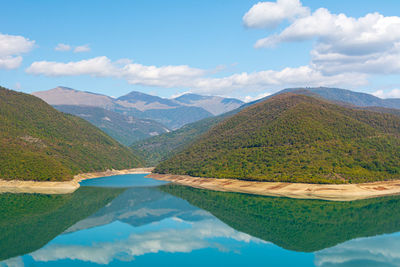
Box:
0 167 154 194
146 173 400 201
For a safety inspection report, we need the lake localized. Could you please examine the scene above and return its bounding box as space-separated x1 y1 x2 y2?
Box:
1 174 400 266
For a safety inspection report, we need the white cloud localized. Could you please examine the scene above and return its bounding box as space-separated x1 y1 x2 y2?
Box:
243 0 309 29
54 43 71 51
54 43 91 53
26 57 367 95
122 63 206 88
0 33 34 69
26 56 367 95
190 66 367 95
244 92 272 102
0 56 22 69
372 88 400 99
26 56 117 77
251 4 400 76
74 44 90 53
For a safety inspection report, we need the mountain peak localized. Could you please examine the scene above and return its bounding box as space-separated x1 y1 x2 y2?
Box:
173 93 244 115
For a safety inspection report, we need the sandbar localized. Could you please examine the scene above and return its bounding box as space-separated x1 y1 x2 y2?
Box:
147 173 400 201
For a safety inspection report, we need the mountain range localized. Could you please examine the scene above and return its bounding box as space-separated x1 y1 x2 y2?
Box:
154 93 400 183
33 87 244 130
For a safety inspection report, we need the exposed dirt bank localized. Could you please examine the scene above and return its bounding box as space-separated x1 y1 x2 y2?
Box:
147 173 400 201
0 167 154 194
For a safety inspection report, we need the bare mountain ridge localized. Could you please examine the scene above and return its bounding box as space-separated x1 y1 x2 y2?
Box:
32 87 243 129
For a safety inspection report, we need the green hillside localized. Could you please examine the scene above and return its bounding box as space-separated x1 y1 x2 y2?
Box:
54 105 170 146
0 86 142 181
163 184 400 252
155 93 400 184
131 113 235 166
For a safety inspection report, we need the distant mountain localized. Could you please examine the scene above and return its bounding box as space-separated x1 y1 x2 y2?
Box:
173 93 244 115
155 93 400 184
55 105 170 146
33 87 218 129
32 86 116 109
261 87 400 109
116 91 213 129
0 86 142 181
117 91 181 110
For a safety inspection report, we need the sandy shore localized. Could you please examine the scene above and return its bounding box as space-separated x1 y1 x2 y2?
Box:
0 167 154 194
147 173 400 201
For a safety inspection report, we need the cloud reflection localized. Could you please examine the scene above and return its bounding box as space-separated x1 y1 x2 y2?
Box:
30 219 260 265
315 234 400 267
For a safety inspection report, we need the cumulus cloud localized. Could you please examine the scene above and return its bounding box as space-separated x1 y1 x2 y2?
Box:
54 43 71 51
26 56 117 77
30 219 259 265
26 56 367 95
243 0 309 29
372 88 400 99
74 44 90 53
190 66 367 95
0 33 34 69
250 3 400 76
26 56 209 88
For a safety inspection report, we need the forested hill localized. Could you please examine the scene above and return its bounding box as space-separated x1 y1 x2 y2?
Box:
0 86 142 181
131 110 238 166
155 93 400 184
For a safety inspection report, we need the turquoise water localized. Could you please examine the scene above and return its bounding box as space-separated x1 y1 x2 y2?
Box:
1 174 400 266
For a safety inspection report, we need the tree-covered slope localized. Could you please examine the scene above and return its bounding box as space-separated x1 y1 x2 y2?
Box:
54 105 170 146
162 184 400 252
0 87 142 181
155 93 400 184
131 110 238 166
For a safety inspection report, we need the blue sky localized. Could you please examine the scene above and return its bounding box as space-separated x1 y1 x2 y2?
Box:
1 0 400 100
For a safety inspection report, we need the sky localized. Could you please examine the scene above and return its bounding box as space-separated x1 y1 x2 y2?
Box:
1 0 400 101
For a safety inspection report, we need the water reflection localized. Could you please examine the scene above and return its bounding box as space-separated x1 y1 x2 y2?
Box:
0 187 124 261
315 234 400 267
1 175 400 266
30 219 257 265
162 184 400 252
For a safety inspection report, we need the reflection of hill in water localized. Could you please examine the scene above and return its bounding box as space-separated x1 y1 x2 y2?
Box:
0 187 124 261
161 184 400 252
66 187 211 233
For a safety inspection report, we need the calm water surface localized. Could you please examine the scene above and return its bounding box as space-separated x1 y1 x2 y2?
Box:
1 174 400 266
